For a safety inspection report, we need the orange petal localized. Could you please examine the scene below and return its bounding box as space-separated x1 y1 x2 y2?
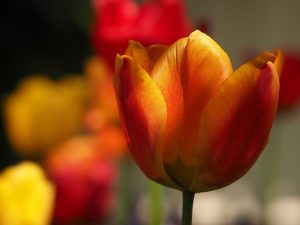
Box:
150 31 233 188
114 55 180 189
253 49 283 77
189 51 281 192
151 37 187 167
179 30 233 163
125 41 152 72
273 49 284 77
125 41 167 73
147 44 168 65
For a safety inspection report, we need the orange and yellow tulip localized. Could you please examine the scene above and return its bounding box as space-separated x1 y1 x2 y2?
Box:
114 30 283 192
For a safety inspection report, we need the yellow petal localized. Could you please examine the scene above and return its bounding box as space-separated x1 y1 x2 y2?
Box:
0 162 54 225
114 55 180 189
189 51 280 192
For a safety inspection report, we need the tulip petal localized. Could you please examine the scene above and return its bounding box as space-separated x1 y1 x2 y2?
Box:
179 30 233 163
151 37 187 164
189 51 281 192
273 49 284 76
150 31 233 188
148 44 168 65
125 40 167 73
114 55 180 189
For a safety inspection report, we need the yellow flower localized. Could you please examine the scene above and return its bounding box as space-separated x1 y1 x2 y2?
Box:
0 162 55 225
4 75 89 156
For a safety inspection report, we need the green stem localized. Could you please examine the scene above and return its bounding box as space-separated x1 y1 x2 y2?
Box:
149 180 163 225
116 157 131 224
182 191 195 225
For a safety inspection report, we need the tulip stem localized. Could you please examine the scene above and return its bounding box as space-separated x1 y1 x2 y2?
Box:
149 180 163 225
182 191 195 225
116 157 132 224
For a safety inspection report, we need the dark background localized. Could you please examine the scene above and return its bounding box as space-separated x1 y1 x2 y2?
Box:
0 0 93 169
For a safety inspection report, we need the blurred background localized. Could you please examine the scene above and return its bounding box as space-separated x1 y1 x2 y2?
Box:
0 0 92 167
1 0 300 225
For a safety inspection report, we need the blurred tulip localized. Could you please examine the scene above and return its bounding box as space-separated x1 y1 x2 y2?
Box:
84 56 127 158
4 75 89 156
0 161 54 225
45 135 116 224
94 126 127 158
83 57 129 224
84 56 119 129
114 30 283 192
91 0 192 68
278 52 300 109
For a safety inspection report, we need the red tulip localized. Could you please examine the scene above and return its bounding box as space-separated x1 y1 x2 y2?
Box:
278 51 300 109
45 136 115 224
91 0 192 68
114 30 283 192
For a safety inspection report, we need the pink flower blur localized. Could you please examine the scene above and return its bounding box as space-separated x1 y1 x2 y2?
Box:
45 135 116 224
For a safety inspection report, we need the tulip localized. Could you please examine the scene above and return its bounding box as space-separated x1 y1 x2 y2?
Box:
4 75 89 156
114 30 283 224
91 0 191 68
0 162 54 225
45 135 116 224
84 56 120 130
84 56 127 158
83 56 130 224
278 51 300 109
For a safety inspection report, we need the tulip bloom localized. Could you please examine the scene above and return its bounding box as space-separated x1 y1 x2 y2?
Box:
84 56 120 130
4 75 89 156
84 56 127 158
45 135 116 224
91 0 191 68
0 162 54 225
278 51 300 109
114 30 283 193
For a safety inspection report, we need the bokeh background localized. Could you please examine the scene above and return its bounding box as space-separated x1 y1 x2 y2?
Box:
1 0 300 224
0 0 92 167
